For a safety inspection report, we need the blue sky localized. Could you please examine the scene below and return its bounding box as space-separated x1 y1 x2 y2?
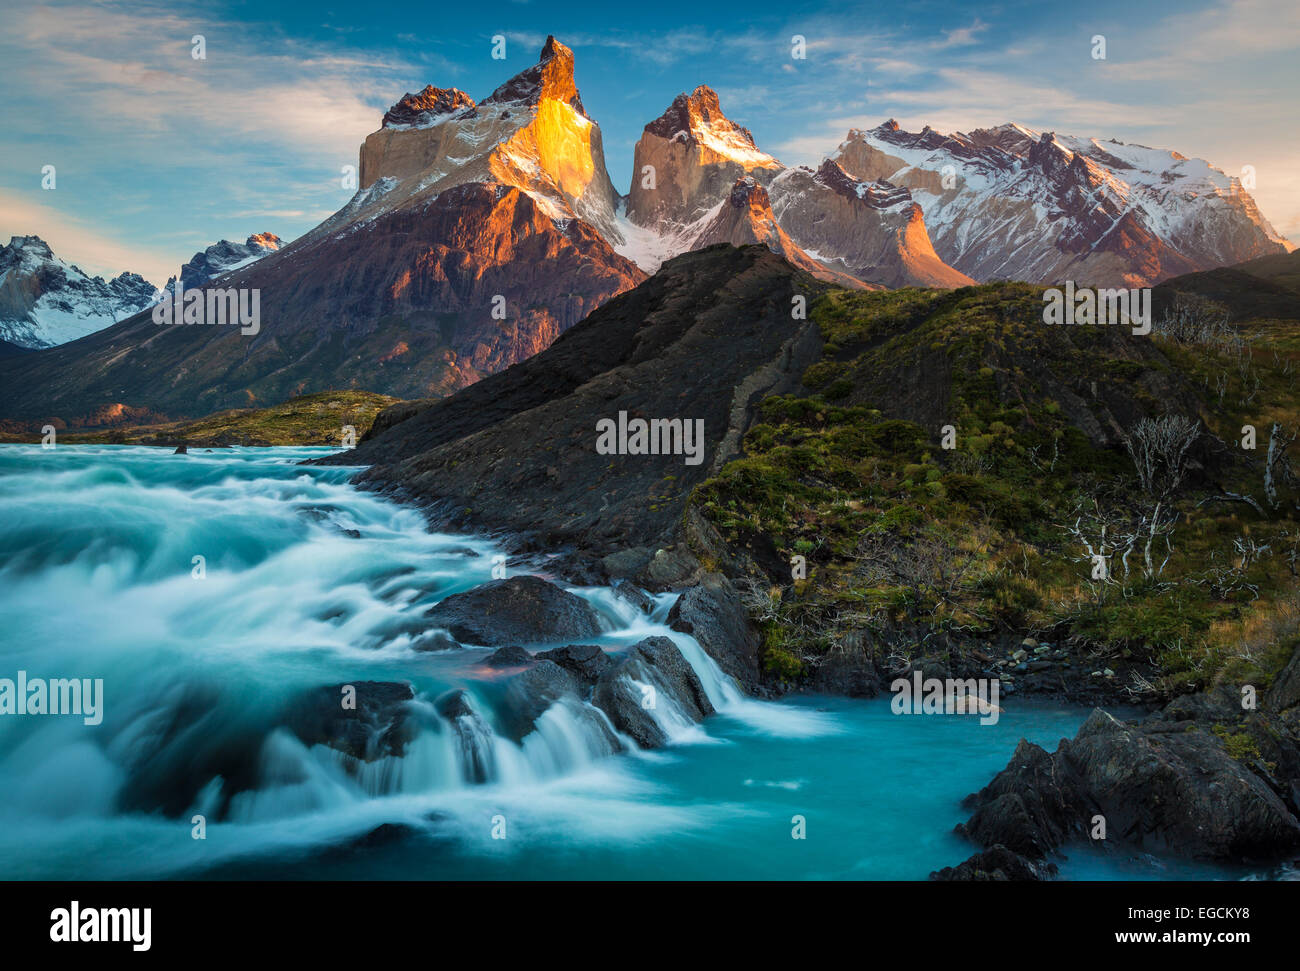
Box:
1 0 1296 284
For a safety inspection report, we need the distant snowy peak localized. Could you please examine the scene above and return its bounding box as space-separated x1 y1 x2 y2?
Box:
0 235 156 349
835 120 1290 286
159 233 282 294
622 93 969 290
806 158 915 211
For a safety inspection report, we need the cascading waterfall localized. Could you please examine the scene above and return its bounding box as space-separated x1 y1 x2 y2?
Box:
0 444 759 868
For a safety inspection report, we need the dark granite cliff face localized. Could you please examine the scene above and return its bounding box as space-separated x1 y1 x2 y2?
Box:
316 244 827 577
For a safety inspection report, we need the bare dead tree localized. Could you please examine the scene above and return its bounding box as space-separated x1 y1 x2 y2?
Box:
1264 422 1298 510
1151 294 1232 345
1123 415 1201 500
1233 535 1272 571
852 531 975 616
1059 498 1137 589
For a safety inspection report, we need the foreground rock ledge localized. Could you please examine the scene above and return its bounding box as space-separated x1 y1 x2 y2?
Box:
935 672 1300 879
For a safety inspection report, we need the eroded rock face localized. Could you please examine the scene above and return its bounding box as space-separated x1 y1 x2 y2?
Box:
768 161 975 289
591 636 715 748
692 177 869 289
626 85 782 233
382 86 476 128
359 36 622 240
422 575 604 646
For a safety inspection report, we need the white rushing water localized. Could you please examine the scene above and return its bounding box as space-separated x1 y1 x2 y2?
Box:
0 444 849 879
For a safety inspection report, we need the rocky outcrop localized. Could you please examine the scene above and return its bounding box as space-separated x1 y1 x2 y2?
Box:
359 36 622 240
938 678 1300 879
468 637 713 750
382 86 475 128
499 660 583 741
285 681 420 762
434 689 498 783
535 644 614 687
482 35 585 114
591 636 715 748
667 572 761 692
316 245 828 573
692 178 870 288
478 644 535 668
931 845 1059 881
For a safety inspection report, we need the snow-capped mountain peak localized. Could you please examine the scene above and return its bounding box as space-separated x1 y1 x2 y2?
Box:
0 236 157 349
159 233 283 294
834 120 1290 286
349 36 624 242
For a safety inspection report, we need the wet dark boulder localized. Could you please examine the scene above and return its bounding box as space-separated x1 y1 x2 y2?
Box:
411 631 460 652
498 660 582 742
535 644 613 688
592 636 715 748
423 575 604 646
285 681 419 762
611 577 655 614
954 707 1300 866
478 645 535 668
667 573 761 692
930 844 1058 881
